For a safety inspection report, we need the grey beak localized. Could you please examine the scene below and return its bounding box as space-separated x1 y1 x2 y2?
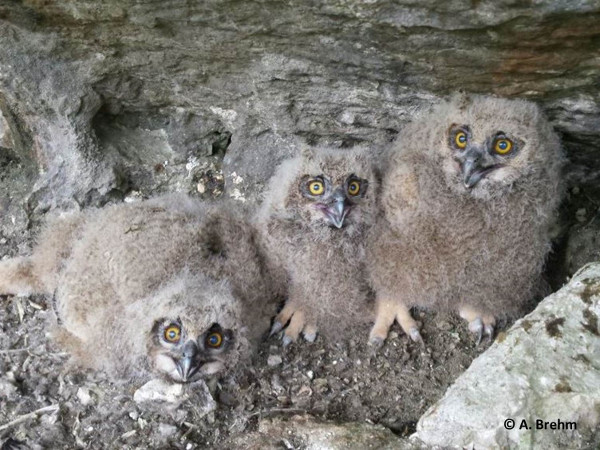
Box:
176 340 200 382
461 147 488 189
328 198 347 229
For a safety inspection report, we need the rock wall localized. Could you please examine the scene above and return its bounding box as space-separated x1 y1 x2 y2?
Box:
1 1 599 238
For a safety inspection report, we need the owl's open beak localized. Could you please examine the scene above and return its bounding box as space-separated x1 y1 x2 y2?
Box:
177 340 200 382
461 147 498 189
325 198 349 229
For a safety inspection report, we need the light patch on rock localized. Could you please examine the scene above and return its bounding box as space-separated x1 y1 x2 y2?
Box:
209 106 237 126
185 156 200 174
415 263 600 449
230 188 246 203
230 172 244 185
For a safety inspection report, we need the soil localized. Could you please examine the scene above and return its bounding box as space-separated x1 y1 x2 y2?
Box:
0 291 488 449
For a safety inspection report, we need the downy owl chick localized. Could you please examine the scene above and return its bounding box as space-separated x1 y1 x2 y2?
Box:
368 94 564 345
256 147 377 345
0 195 275 383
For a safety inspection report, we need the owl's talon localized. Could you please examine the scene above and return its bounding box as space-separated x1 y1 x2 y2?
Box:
484 323 495 341
409 327 423 343
303 331 317 342
270 321 283 336
282 335 294 347
369 336 385 349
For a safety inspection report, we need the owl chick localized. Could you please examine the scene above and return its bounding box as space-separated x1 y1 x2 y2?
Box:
368 94 564 345
0 195 274 382
256 147 377 345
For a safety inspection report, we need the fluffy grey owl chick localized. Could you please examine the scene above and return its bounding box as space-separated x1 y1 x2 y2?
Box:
0 195 275 383
368 94 564 345
256 147 377 345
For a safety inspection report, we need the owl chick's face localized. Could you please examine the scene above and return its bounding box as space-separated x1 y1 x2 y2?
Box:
149 318 234 383
285 148 375 231
431 95 557 199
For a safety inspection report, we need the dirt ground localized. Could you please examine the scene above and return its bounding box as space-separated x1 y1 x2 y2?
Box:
1 289 490 449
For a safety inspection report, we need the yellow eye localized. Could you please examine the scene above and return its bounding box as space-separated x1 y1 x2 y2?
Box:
348 180 361 196
455 131 468 149
308 180 324 195
164 325 181 343
206 332 223 348
494 138 513 155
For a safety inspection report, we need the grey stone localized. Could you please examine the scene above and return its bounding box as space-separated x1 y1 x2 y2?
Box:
415 263 600 449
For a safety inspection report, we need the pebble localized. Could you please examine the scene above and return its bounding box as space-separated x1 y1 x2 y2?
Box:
158 423 178 438
77 387 93 406
267 355 283 367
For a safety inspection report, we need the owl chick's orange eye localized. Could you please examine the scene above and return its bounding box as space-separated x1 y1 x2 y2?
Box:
347 180 361 196
164 325 181 343
206 332 223 348
455 131 468 149
494 138 513 155
308 180 324 195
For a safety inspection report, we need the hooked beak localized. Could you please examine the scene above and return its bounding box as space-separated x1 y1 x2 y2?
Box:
176 340 200 382
461 147 498 189
326 197 348 229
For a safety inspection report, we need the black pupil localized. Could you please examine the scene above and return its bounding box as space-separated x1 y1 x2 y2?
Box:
458 134 466 143
209 334 219 345
351 183 357 191
168 330 176 339
499 141 507 149
313 184 320 191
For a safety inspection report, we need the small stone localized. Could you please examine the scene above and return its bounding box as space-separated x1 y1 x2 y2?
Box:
576 208 587 222
121 430 136 439
77 387 93 406
0 378 18 400
133 378 184 405
388 331 399 340
267 355 283 367
129 411 139 420
158 423 178 438
306 370 314 380
197 182 206 194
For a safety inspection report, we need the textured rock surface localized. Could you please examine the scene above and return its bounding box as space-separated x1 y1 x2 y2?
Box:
1 1 600 227
415 263 600 449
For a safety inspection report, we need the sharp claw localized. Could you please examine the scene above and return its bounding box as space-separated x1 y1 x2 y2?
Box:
282 335 293 347
368 336 385 349
270 321 283 336
484 324 495 342
303 331 317 342
475 328 483 346
409 327 423 344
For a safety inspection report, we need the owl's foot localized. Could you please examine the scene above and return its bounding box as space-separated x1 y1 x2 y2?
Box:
459 306 495 345
369 298 421 347
271 302 318 346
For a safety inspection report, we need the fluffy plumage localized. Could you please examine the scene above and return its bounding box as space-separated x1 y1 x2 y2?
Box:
256 147 377 344
368 94 564 344
0 195 275 382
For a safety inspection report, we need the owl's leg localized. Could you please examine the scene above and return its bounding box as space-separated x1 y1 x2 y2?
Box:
369 298 421 347
270 302 318 345
369 298 397 346
459 305 495 345
395 303 423 343
270 301 297 335
282 309 305 346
